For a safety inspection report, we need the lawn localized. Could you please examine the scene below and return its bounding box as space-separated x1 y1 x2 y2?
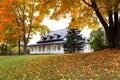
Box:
0 49 120 80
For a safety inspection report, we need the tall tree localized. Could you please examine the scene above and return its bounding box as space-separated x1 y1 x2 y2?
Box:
64 29 84 53
0 0 51 54
89 28 106 51
0 0 23 55
49 0 120 49
14 0 50 54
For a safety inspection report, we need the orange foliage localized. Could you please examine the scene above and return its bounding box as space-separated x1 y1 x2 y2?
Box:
0 0 23 44
0 49 120 79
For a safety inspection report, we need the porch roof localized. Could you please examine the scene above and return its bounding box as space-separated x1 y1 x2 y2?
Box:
28 41 64 47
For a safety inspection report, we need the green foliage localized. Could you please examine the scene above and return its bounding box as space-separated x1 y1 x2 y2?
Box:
89 28 106 51
0 44 10 55
0 44 24 55
63 29 85 53
10 46 24 55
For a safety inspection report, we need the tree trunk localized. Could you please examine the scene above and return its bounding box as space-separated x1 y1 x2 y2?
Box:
18 39 21 55
113 24 120 49
114 33 120 49
105 23 120 49
113 11 120 49
4 44 7 55
24 42 28 54
105 27 114 48
91 0 120 49
1 43 4 55
23 35 28 54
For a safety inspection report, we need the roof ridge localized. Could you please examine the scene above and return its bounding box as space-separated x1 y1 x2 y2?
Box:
50 28 67 32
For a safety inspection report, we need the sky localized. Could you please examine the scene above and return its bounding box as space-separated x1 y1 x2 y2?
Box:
29 17 91 44
42 17 71 31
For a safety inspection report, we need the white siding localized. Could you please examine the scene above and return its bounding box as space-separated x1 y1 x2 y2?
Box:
29 44 93 54
29 44 64 54
83 44 93 52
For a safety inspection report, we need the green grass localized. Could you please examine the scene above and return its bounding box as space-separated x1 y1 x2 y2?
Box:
0 55 39 69
0 49 120 80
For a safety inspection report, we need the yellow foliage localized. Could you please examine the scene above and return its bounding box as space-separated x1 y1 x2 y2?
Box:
0 0 51 44
49 0 119 30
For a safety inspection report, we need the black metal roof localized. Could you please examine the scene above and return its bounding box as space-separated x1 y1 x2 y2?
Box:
28 41 64 47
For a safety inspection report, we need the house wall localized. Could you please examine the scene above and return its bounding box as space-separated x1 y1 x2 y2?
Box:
83 44 93 52
29 44 93 54
29 44 64 54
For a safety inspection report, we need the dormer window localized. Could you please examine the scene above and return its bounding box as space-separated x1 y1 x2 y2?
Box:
54 34 58 39
41 36 44 41
47 35 50 40
47 35 53 40
54 34 61 39
41 36 46 41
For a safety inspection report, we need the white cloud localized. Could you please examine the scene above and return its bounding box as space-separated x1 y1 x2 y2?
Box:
42 17 71 31
81 27 92 38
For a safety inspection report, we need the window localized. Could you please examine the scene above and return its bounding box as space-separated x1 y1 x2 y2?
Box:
31 47 34 52
57 44 61 51
51 44 54 51
54 34 61 39
41 36 47 41
52 44 55 51
35 46 38 51
47 35 50 40
54 34 58 39
39 46 41 51
47 45 51 51
41 36 44 41
42 45 45 51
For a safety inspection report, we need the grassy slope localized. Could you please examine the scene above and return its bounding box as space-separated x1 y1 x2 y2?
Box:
0 49 120 80
0 55 40 69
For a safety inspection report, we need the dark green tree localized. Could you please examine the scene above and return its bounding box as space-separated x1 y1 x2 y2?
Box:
89 28 106 51
63 29 85 53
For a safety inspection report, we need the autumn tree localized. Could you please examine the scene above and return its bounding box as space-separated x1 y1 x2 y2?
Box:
49 0 120 49
0 0 52 54
0 0 23 55
14 0 51 54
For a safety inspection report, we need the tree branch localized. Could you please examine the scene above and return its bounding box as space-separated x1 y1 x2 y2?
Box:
27 0 35 43
15 3 24 22
114 1 118 27
82 0 93 7
108 10 113 27
91 0 108 30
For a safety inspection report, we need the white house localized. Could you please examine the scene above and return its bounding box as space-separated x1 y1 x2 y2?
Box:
28 29 67 54
28 29 93 54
